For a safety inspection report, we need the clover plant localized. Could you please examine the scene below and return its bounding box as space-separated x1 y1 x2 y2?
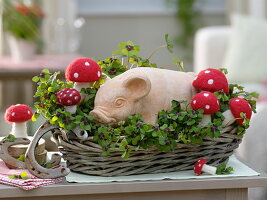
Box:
32 37 258 158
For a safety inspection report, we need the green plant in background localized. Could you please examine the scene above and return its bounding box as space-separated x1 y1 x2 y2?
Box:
32 37 257 159
3 0 44 42
166 0 202 52
98 34 175 78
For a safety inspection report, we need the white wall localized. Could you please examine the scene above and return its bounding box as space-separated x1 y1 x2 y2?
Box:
76 0 227 71
78 13 226 71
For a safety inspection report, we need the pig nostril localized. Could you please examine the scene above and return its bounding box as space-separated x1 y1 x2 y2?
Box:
110 119 116 123
90 111 98 119
90 109 116 124
90 111 103 122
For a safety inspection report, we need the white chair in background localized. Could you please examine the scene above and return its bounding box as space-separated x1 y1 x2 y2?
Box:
194 25 267 200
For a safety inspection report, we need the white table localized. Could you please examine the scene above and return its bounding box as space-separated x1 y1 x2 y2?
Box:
0 168 267 200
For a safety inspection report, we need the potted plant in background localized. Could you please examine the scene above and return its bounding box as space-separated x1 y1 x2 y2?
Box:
3 0 44 62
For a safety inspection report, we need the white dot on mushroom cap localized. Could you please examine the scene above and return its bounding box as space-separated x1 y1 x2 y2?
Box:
235 99 240 102
74 73 79 78
205 70 211 74
28 111 31 115
208 79 214 85
205 105 210 109
217 100 219 105
70 94 73 97
74 96 79 100
66 90 70 93
193 100 196 104
97 71 101 77
198 164 201 167
11 112 15 116
203 93 209 97
63 94 67 97
85 62 90 66
67 100 72 104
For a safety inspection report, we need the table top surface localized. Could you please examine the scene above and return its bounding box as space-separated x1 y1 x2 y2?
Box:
0 55 81 80
0 170 267 198
0 55 81 70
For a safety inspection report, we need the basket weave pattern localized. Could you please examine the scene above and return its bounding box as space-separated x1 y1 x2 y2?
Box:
53 125 242 177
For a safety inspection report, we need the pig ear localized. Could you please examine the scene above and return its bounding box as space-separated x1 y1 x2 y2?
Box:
122 75 151 100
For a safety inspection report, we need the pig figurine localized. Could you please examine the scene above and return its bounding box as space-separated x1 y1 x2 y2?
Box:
90 67 196 125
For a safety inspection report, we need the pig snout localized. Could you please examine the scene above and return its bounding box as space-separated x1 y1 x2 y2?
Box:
89 108 116 125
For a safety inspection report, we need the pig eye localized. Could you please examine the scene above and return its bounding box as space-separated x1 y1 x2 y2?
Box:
114 98 125 107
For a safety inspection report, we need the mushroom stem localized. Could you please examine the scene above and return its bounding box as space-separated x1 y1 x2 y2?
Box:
198 115 211 127
11 122 28 138
73 82 91 92
202 164 217 175
65 105 77 114
222 109 235 127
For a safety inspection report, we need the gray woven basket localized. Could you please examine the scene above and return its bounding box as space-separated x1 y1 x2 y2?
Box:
53 124 242 177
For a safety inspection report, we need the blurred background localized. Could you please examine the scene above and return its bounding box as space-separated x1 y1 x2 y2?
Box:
0 0 230 130
0 0 267 199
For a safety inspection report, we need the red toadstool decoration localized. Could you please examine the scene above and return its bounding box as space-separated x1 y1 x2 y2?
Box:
57 88 81 114
57 88 88 140
222 98 252 127
4 104 33 138
65 58 102 93
194 158 217 176
193 68 229 94
191 91 220 126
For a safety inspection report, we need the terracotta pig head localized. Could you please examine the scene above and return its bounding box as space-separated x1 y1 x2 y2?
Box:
90 67 196 125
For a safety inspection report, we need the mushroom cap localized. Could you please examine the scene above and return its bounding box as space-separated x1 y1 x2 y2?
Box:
65 58 102 83
5 104 33 123
191 91 220 114
193 68 229 94
229 98 252 125
57 88 81 106
194 158 207 176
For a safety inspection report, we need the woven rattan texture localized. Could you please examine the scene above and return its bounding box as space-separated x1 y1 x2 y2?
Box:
53 125 242 176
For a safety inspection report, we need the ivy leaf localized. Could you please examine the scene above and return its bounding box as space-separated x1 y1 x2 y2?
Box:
20 171 29 179
43 162 53 168
165 34 174 53
3 134 16 142
122 151 130 159
218 68 228 75
216 163 234 175
172 56 185 72
17 154 25 162
159 136 166 145
8 175 18 179
32 76 39 82
132 136 140 145
42 69 50 74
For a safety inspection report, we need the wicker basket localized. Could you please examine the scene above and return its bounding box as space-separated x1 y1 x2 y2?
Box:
52 124 242 177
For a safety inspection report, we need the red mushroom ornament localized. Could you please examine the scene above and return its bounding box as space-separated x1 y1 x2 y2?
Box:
65 58 102 93
4 104 33 138
193 68 229 94
222 98 252 127
194 158 217 176
191 91 220 126
57 88 81 114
